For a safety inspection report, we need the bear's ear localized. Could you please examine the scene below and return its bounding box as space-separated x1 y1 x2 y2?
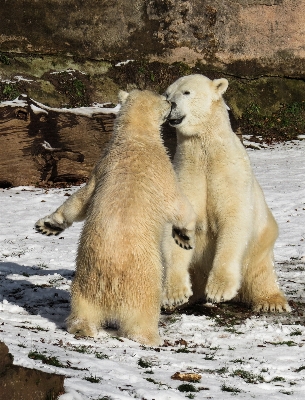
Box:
212 78 229 98
118 90 129 105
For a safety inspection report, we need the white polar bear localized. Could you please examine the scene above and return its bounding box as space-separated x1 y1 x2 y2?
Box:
35 89 196 345
162 74 290 313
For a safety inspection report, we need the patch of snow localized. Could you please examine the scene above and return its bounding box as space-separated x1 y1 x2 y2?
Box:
0 95 28 108
30 104 48 115
13 75 33 83
115 60 135 67
0 96 120 117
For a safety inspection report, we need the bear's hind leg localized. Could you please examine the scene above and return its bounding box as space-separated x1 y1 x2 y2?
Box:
119 306 162 346
66 295 104 337
240 253 291 313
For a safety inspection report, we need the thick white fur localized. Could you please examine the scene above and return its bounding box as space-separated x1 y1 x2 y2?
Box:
35 89 196 345
162 74 290 313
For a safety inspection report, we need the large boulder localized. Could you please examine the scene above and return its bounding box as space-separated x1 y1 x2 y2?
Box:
0 341 64 400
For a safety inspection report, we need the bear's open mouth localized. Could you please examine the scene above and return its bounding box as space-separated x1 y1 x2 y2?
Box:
169 116 185 126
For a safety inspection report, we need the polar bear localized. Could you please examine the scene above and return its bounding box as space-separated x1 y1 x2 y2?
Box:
162 74 290 313
35 89 196 345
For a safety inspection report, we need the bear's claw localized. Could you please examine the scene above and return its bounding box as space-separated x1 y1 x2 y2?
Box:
175 239 193 250
172 227 194 250
252 296 292 313
162 284 193 310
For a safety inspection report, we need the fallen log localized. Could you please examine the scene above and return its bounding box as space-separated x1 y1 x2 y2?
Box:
0 95 177 188
0 96 117 188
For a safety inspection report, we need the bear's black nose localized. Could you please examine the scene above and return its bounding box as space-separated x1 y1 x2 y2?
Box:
171 102 177 111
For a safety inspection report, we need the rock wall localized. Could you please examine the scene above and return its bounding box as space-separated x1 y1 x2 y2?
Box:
1 0 305 140
1 0 304 76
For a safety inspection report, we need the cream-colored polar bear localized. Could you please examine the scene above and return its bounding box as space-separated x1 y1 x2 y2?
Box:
36 89 196 345
162 74 290 313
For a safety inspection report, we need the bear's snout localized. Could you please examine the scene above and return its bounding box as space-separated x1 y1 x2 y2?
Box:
170 102 177 111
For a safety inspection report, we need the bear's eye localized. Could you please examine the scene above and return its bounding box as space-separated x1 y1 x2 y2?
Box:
183 91 190 95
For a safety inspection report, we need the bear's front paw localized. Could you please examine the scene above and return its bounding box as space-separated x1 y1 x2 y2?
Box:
205 271 240 303
172 227 194 250
35 217 65 236
162 283 193 311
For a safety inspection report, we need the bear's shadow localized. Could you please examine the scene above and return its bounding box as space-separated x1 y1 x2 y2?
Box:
0 261 73 328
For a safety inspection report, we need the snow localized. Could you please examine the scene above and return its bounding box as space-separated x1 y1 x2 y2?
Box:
0 95 121 117
0 95 28 108
115 60 135 67
0 139 304 400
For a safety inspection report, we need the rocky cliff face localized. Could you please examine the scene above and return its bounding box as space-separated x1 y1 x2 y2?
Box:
1 0 303 75
1 0 305 139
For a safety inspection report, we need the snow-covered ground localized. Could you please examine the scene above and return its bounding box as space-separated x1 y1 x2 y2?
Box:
0 139 304 400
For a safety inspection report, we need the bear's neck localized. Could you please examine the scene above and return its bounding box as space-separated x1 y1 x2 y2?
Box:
114 118 162 145
174 101 237 168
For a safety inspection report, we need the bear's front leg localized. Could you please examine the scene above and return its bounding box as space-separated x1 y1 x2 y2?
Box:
205 265 241 303
162 261 193 311
35 174 97 236
205 242 242 303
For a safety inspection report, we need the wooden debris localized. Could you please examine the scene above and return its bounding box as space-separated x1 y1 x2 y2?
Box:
171 371 202 382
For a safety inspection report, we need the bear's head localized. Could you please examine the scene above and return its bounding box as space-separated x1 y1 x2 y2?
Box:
164 74 228 132
117 89 171 130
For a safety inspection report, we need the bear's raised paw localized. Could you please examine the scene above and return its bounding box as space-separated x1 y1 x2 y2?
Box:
172 227 194 250
35 218 65 236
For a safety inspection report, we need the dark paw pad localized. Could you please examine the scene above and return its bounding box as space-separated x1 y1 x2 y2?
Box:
172 227 190 241
44 222 64 232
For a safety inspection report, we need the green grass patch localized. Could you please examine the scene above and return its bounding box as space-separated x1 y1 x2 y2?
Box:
0 52 10 65
138 357 152 368
71 344 92 354
271 376 285 382
0 83 20 101
177 383 198 393
221 384 242 393
28 351 65 368
84 375 101 383
290 329 302 336
231 369 264 384
176 347 191 353
231 359 245 364
146 377 158 384
95 352 109 359
242 101 305 142
267 341 297 347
